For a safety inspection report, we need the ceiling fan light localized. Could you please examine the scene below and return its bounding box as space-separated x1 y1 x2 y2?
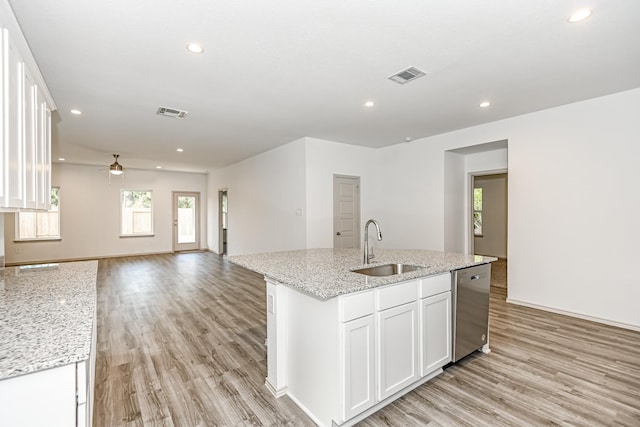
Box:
109 154 124 175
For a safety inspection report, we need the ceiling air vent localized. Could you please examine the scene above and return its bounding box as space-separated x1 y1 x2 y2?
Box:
387 67 426 84
156 106 188 119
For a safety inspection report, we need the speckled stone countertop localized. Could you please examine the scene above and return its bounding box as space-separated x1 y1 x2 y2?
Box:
228 248 496 299
0 260 98 380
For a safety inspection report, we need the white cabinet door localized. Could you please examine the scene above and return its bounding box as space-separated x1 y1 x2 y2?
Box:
22 69 37 208
5 34 25 208
420 291 452 376
35 98 51 209
377 301 419 400
0 28 7 207
341 314 376 421
0 363 76 427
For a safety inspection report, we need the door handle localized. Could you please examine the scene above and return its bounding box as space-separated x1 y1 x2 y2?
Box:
336 232 341 236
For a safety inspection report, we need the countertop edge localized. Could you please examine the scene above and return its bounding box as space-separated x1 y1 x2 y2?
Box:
228 249 497 300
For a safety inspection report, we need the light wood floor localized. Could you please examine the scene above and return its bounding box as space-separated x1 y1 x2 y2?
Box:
94 252 640 426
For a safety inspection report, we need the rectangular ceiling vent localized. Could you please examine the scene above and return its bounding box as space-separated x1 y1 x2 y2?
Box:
388 67 426 84
156 107 188 119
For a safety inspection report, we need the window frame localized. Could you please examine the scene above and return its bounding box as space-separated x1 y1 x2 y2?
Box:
14 187 61 241
119 189 154 237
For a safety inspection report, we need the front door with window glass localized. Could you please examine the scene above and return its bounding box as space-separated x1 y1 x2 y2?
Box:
173 192 200 251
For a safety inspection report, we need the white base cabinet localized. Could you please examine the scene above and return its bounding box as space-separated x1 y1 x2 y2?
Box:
0 361 91 427
377 301 419 400
341 314 376 421
420 292 452 375
266 272 453 427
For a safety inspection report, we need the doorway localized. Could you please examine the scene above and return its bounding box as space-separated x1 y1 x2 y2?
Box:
173 192 200 251
470 172 508 289
218 189 228 255
333 175 360 248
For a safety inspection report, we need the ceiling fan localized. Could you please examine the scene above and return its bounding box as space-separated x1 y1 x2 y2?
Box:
103 154 125 184
109 154 124 175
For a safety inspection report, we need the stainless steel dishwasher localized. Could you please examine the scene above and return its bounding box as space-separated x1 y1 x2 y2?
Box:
452 263 491 362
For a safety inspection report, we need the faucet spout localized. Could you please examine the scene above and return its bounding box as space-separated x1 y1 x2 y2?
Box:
364 219 383 264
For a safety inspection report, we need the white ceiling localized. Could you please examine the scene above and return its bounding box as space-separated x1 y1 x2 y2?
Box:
9 0 640 173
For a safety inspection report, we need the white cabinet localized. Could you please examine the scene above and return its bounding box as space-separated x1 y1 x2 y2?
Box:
0 1 55 210
340 314 376 421
377 301 419 400
418 273 452 376
4 32 25 208
0 361 91 427
420 292 452 375
267 274 454 427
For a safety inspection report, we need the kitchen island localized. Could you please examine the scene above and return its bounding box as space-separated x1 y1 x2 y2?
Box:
0 260 98 427
228 248 495 427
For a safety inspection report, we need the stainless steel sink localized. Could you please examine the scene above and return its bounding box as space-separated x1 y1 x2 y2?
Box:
352 263 426 277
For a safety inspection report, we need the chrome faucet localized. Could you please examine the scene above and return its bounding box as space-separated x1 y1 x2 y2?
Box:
364 219 382 264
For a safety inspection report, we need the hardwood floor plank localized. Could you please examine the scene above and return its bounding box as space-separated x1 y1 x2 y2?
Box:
93 252 640 427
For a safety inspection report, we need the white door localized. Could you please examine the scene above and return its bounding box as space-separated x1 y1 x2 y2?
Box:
173 192 200 251
420 292 452 376
377 302 419 400
333 175 360 248
341 314 376 421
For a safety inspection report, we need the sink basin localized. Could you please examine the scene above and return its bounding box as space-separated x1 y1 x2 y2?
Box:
352 263 426 277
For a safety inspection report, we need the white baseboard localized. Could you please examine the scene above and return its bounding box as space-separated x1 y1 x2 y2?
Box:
506 298 640 332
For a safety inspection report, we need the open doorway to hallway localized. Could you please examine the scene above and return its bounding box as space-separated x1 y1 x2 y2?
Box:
218 189 228 255
471 172 507 289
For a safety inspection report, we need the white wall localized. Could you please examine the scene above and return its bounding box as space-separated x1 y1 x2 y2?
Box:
208 139 308 256
377 88 640 328
4 163 208 264
305 138 376 248
207 137 378 255
210 88 639 329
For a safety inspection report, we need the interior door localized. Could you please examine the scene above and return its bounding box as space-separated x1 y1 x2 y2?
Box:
173 192 200 251
333 175 360 248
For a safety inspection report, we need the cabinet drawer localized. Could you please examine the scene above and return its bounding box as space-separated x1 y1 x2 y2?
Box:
377 280 418 311
339 290 375 322
419 273 451 299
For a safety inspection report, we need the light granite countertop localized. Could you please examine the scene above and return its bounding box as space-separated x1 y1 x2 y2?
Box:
228 248 496 299
0 260 98 380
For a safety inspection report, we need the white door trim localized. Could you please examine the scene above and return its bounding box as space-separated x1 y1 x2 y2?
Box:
468 169 507 255
172 191 200 252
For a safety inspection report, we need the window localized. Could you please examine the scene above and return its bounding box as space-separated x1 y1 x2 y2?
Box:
473 187 483 236
121 190 153 236
17 187 61 240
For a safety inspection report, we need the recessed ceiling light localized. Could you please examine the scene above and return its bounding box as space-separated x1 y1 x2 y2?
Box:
156 165 162 169
176 148 184 152
404 137 412 142
364 101 375 108
568 9 592 23
186 43 204 54
58 157 66 161
479 101 491 108
70 109 82 115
